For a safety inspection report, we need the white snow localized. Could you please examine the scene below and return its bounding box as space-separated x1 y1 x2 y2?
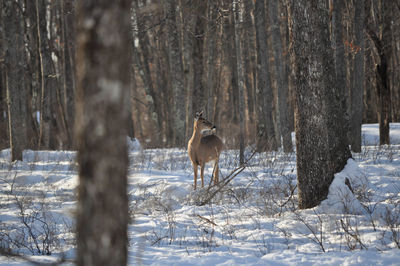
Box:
1 124 400 265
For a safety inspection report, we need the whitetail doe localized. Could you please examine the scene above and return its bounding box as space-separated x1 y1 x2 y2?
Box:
188 111 223 190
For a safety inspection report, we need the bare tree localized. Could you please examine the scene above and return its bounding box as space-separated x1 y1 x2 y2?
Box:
36 0 58 150
132 0 163 146
268 0 292 152
4 0 27 161
287 0 351 209
350 0 365 152
61 0 76 149
75 0 131 265
165 0 186 146
366 0 393 145
233 0 246 164
254 0 277 151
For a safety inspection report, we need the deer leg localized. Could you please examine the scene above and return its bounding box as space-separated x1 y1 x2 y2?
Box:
214 162 219 185
193 164 198 190
200 163 205 188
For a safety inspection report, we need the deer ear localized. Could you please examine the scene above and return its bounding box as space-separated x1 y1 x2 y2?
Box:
195 111 203 120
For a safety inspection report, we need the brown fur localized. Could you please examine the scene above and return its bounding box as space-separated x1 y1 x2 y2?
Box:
188 112 223 190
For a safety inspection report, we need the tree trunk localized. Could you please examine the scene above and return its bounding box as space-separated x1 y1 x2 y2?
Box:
4 0 27 161
331 0 350 147
350 0 365 152
165 0 186 147
287 0 351 209
268 0 293 152
366 0 392 145
0 5 8 149
36 0 58 149
376 0 392 145
205 2 218 120
192 1 207 116
62 0 76 149
233 0 246 164
243 0 256 125
132 0 163 146
254 0 277 151
224 10 239 124
75 0 131 265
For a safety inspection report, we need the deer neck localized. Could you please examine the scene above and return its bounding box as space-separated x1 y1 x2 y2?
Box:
189 124 203 148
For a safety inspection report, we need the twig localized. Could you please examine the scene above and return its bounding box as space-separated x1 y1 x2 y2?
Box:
198 150 256 206
196 215 217 226
0 247 68 266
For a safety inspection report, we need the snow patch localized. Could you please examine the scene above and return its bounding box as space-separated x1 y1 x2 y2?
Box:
319 159 365 214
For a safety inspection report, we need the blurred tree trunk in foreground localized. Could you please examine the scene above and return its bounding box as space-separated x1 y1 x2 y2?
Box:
75 0 131 265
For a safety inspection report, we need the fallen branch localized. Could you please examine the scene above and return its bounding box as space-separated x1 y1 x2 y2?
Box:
198 150 256 206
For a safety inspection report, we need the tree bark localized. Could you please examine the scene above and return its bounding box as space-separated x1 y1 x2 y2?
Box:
254 0 277 151
287 0 351 209
205 1 218 120
132 0 163 146
62 0 76 149
75 0 131 265
365 0 392 145
0 3 8 149
166 0 186 147
269 0 293 152
233 0 246 164
192 1 207 116
36 0 58 149
350 0 365 152
4 0 27 161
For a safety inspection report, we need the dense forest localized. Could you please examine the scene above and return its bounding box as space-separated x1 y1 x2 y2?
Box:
1 0 399 154
1 0 400 265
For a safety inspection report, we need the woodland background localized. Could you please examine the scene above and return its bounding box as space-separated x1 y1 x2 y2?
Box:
1 0 399 155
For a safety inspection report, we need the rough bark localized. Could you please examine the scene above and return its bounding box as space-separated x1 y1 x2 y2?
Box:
75 0 131 265
268 0 293 152
254 0 277 151
350 0 365 152
287 0 351 209
4 0 27 161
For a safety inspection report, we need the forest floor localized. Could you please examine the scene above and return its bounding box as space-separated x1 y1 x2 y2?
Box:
1 124 400 265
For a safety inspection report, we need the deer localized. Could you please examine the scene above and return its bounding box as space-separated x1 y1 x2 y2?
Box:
188 111 223 190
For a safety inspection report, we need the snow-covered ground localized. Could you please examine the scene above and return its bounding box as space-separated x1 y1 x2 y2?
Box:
1 123 400 265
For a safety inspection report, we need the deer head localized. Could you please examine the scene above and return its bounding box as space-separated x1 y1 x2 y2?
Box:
194 111 216 133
